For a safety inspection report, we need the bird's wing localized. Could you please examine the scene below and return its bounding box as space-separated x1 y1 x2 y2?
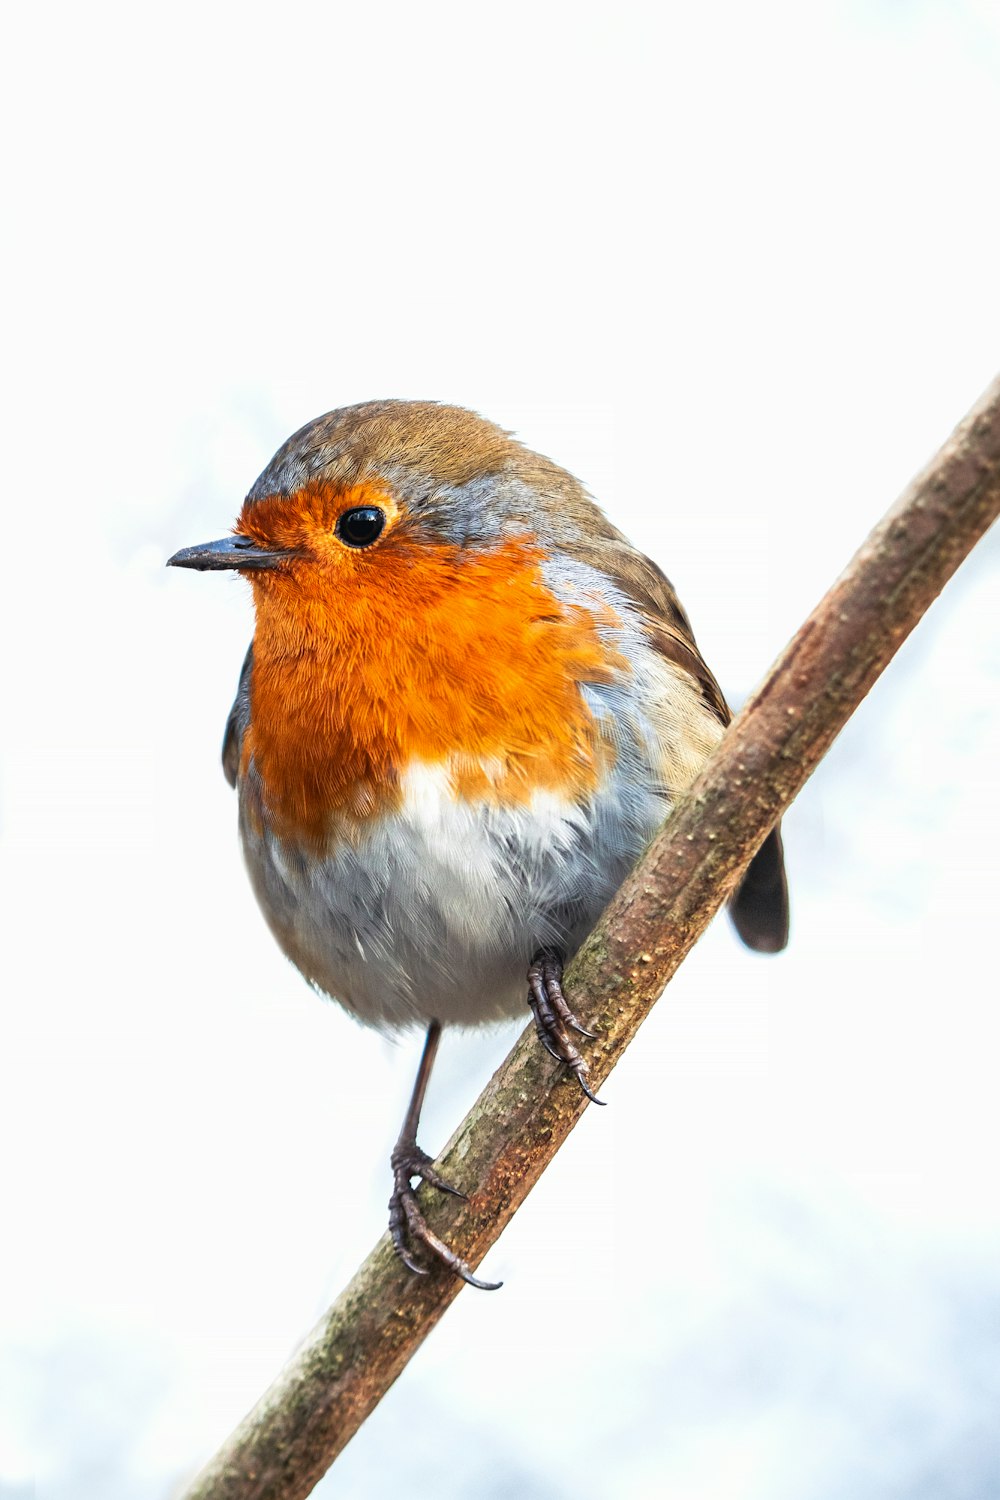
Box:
557 534 731 725
559 531 789 953
222 643 254 788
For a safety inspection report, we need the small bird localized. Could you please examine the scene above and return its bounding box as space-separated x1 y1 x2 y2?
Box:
168 401 788 1289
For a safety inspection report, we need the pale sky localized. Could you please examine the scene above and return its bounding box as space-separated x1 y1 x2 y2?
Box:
2 2 999 1498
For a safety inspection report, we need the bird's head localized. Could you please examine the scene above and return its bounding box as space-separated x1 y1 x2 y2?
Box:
166 400 599 599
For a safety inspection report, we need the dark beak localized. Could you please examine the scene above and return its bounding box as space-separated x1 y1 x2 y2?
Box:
166 535 293 572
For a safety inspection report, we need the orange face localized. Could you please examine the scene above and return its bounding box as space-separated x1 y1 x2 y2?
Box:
237 479 404 574
234 480 623 846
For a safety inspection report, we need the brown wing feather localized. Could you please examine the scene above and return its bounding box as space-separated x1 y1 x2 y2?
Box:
556 534 730 725
557 530 788 953
222 644 253 788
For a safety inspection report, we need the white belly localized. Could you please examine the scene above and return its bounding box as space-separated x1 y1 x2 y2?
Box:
240 758 667 1031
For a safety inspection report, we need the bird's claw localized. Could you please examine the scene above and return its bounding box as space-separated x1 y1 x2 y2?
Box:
388 1145 502 1291
527 949 605 1104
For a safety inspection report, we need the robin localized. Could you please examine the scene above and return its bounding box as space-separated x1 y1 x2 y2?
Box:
168 401 788 1290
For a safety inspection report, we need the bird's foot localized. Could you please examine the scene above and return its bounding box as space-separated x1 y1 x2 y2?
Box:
388 1141 502 1291
527 948 605 1105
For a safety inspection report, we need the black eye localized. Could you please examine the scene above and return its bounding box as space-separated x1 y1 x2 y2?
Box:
336 506 386 548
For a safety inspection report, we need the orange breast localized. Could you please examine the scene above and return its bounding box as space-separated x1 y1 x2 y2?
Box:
242 529 622 846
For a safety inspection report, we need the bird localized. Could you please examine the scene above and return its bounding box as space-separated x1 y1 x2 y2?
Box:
168 400 788 1290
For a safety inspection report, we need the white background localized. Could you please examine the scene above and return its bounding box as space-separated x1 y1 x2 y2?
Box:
2 2 999 1497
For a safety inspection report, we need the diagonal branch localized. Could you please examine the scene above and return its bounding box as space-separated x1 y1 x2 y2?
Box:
181 376 1000 1500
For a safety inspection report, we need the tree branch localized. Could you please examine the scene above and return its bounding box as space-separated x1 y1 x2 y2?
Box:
181 376 1000 1500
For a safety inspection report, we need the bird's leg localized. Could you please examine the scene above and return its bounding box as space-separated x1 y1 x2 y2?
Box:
388 1020 502 1291
527 948 605 1105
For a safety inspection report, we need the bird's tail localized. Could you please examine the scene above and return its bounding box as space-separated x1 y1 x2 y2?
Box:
728 825 789 953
